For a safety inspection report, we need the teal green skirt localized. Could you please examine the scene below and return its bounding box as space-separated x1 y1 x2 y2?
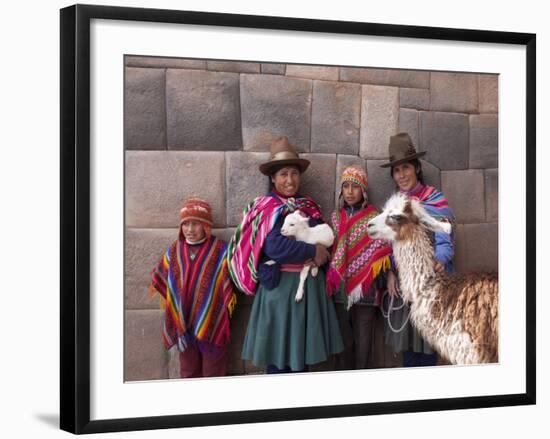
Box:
242 271 344 371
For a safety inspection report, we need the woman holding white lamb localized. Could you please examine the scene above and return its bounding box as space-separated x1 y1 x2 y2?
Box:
381 133 455 367
227 136 343 374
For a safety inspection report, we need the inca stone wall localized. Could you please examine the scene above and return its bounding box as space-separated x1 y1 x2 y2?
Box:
124 56 499 381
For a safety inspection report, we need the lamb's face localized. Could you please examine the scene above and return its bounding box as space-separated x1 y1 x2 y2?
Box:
281 211 308 237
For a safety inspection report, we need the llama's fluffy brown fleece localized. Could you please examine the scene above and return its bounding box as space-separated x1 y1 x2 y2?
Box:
428 272 499 363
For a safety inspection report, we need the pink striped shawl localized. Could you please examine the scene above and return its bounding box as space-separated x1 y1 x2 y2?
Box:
227 193 322 295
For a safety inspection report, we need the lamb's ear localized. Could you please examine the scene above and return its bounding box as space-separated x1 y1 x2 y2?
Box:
412 200 452 234
296 210 309 220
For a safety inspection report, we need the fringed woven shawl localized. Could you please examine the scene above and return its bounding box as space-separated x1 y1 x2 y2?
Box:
149 236 236 352
410 184 455 222
326 205 392 307
227 192 322 296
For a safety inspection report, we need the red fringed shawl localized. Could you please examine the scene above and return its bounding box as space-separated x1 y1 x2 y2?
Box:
326 205 392 307
149 236 236 352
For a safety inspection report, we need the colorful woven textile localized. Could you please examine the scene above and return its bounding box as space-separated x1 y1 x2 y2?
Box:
408 183 454 222
150 236 236 352
227 193 323 296
326 205 392 307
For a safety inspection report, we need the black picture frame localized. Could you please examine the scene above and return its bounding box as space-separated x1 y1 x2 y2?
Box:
60 4 536 434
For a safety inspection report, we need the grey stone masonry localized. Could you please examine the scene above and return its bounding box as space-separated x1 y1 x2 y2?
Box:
400 87 430 110
300 153 337 220
225 151 270 226
340 67 430 89
311 81 361 155
479 74 499 113
261 63 286 75
360 85 399 159
240 74 312 152
126 151 226 228
420 111 469 170
125 56 206 70
125 310 168 381
441 169 486 223
125 67 166 150
420 159 441 191
206 61 261 74
125 228 178 310
334 155 367 210
398 109 419 148
430 72 478 113
469 114 498 169
166 69 242 150
485 169 498 223
455 223 498 273
286 65 339 81
366 160 397 209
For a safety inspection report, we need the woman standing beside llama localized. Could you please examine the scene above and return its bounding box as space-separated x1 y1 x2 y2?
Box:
227 136 343 373
326 165 393 370
381 133 455 367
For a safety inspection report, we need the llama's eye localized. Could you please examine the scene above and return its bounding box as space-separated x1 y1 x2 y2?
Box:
390 214 404 221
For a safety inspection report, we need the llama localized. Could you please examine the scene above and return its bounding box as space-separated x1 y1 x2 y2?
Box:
367 193 498 365
265 210 334 302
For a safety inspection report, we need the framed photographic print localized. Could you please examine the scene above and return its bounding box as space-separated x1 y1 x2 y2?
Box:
60 4 536 434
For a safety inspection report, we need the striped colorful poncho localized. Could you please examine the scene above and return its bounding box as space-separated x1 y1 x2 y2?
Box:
149 235 237 352
227 192 323 296
326 205 393 308
408 183 455 222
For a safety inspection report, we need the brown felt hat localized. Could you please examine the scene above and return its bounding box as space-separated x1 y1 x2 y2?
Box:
380 132 426 168
259 136 310 175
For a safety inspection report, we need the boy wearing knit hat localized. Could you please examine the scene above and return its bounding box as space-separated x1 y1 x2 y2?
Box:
326 165 393 370
149 197 237 378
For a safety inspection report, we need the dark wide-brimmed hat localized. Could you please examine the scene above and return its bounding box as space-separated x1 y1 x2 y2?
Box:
380 132 426 168
259 136 310 175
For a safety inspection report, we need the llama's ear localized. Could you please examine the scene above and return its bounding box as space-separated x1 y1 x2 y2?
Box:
411 199 452 234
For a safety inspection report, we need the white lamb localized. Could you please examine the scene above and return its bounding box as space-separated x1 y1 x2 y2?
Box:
277 210 335 302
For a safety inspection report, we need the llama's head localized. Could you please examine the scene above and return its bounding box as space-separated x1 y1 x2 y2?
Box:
281 210 309 237
367 193 452 242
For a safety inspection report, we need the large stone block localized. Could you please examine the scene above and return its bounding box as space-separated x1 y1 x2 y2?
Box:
300 154 337 220
126 151 226 228
400 87 430 110
453 224 467 274
240 74 312 152
469 114 498 169
419 111 469 170
459 223 499 273
479 74 499 113
125 310 168 381
340 67 429 88
360 85 399 159
286 65 339 81
125 67 166 150
398 109 419 148
420 159 441 191
227 303 251 375
311 81 361 155
261 63 286 75
125 56 206 70
334 155 367 210
485 169 499 222
366 160 396 210
430 72 479 113
206 61 261 73
225 152 271 226
212 227 237 245
441 170 485 223
125 228 178 310
166 69 242 150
